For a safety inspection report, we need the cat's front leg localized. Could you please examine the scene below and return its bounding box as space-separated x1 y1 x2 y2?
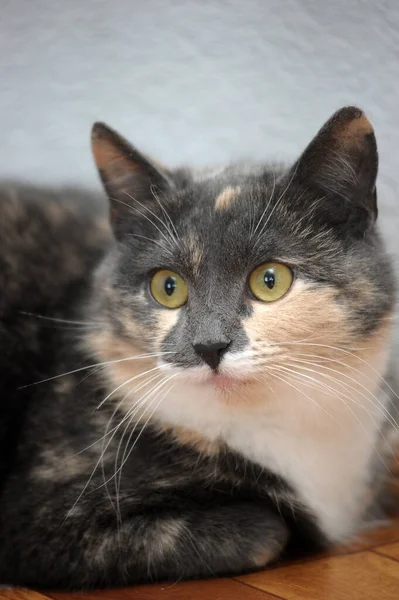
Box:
128 501 289 583
1 498 288 588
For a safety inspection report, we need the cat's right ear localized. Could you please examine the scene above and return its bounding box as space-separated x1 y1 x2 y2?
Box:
290 107 378 235
91 123 173 238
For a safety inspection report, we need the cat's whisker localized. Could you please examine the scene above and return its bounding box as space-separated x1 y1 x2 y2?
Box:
76 365 106 387
256 344 399 431
150 184 180 245
253 168 303 248
269 363 397 472
114 378 178 506
127 188 179 247
113 373 175 520
287 357 399 433
18 311 105 327
248 193 255 238
254 338 365 352
269 366 397 472
113 377 167 523
271 363 382 420
109 196 175 253
19 351 175 389
284 359 399 462
84 373 177 520
100 371 165 517
128 233 173 253
123 192 178 251
115 374 178 484
288 350 399 417
95 364 169 410
265 368 342 428
250 172 275 239
22 324 104 331
65 370 169 521
71 372 164 458
286 362 382 413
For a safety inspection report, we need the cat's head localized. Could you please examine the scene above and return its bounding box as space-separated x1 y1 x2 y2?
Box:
87 107 395 434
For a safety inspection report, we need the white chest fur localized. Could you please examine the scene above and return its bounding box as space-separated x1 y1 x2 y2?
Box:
153 351 390 542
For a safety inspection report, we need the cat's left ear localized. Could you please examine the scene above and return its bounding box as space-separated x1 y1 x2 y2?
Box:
291 106 378 233
91 122 173 238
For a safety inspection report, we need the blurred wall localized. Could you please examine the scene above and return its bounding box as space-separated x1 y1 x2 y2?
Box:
1 0 398 250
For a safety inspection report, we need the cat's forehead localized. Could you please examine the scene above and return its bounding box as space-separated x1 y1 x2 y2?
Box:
177 169 280 229
151 171 302 277
172 169 297 252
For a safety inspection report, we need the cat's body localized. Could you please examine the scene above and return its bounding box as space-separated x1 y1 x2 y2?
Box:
0 185 110 487
0 107 398 589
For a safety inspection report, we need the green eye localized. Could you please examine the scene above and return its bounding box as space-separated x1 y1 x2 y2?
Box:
249 262 293 302
150 270 188 308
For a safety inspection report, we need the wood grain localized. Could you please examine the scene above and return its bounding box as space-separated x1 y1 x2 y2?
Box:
0 591 52 600
375 542 399 560
237 551 399 600
50 579 279 600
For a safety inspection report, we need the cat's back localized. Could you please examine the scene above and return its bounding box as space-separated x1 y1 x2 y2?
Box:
0 184 111 314
0 183 111 483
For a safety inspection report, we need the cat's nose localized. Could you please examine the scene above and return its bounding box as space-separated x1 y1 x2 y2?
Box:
193 340 231 371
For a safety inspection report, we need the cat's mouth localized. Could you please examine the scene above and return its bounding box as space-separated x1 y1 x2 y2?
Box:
208 371 252 392
162 360 257 392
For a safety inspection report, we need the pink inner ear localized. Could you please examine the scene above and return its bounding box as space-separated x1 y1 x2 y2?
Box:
295 107 377 195
92 140 138 183
331 113 374 152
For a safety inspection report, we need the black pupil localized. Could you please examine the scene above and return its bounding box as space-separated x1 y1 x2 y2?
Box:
164 276 177 296
264 269 275 289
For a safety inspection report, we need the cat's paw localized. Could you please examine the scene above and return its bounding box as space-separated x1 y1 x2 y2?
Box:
250 545 281 569
248 520 289 570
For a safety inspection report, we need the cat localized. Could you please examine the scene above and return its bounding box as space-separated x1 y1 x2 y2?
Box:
0 184 110 486
0 106 398 589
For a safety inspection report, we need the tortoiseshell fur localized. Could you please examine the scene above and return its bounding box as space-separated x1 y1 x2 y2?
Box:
0 108 397 589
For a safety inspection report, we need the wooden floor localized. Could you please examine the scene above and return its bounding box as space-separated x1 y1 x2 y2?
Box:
2 518 399 600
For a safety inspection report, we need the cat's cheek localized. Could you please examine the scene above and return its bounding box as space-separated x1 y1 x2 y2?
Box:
154 307 180 352
243 279 353 352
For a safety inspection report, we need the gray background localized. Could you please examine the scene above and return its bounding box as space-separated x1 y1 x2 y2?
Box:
1 0 398 259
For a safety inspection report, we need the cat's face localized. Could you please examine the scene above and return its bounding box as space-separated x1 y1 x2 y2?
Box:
88 107 394 420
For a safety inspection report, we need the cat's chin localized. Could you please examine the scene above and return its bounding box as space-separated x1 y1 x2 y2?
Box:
208 372 251 393
159 360 258 393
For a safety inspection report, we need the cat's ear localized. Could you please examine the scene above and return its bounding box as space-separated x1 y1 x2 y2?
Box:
91 122 173 238
292 106 378 232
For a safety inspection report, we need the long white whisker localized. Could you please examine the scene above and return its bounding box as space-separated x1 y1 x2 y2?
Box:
20 352 175 389
269 363 373 413
114 374 178 490
100 371 165 518
109 196 175 253
267 369 341 427
288 357 399 433
150 184 180 244
113 373 173 521
128 233 172 253
122 192 177 251
78 373 177 522
95 365 168 410
19 311 104 326
250 179 271 238
114 378 177 494
72 371 164 459
271 363 396 472
261 339 399 411
64 369 168 521
253 165 301 247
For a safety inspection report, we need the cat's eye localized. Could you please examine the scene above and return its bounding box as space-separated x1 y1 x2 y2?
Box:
249 262 293 302
150 270 188 309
